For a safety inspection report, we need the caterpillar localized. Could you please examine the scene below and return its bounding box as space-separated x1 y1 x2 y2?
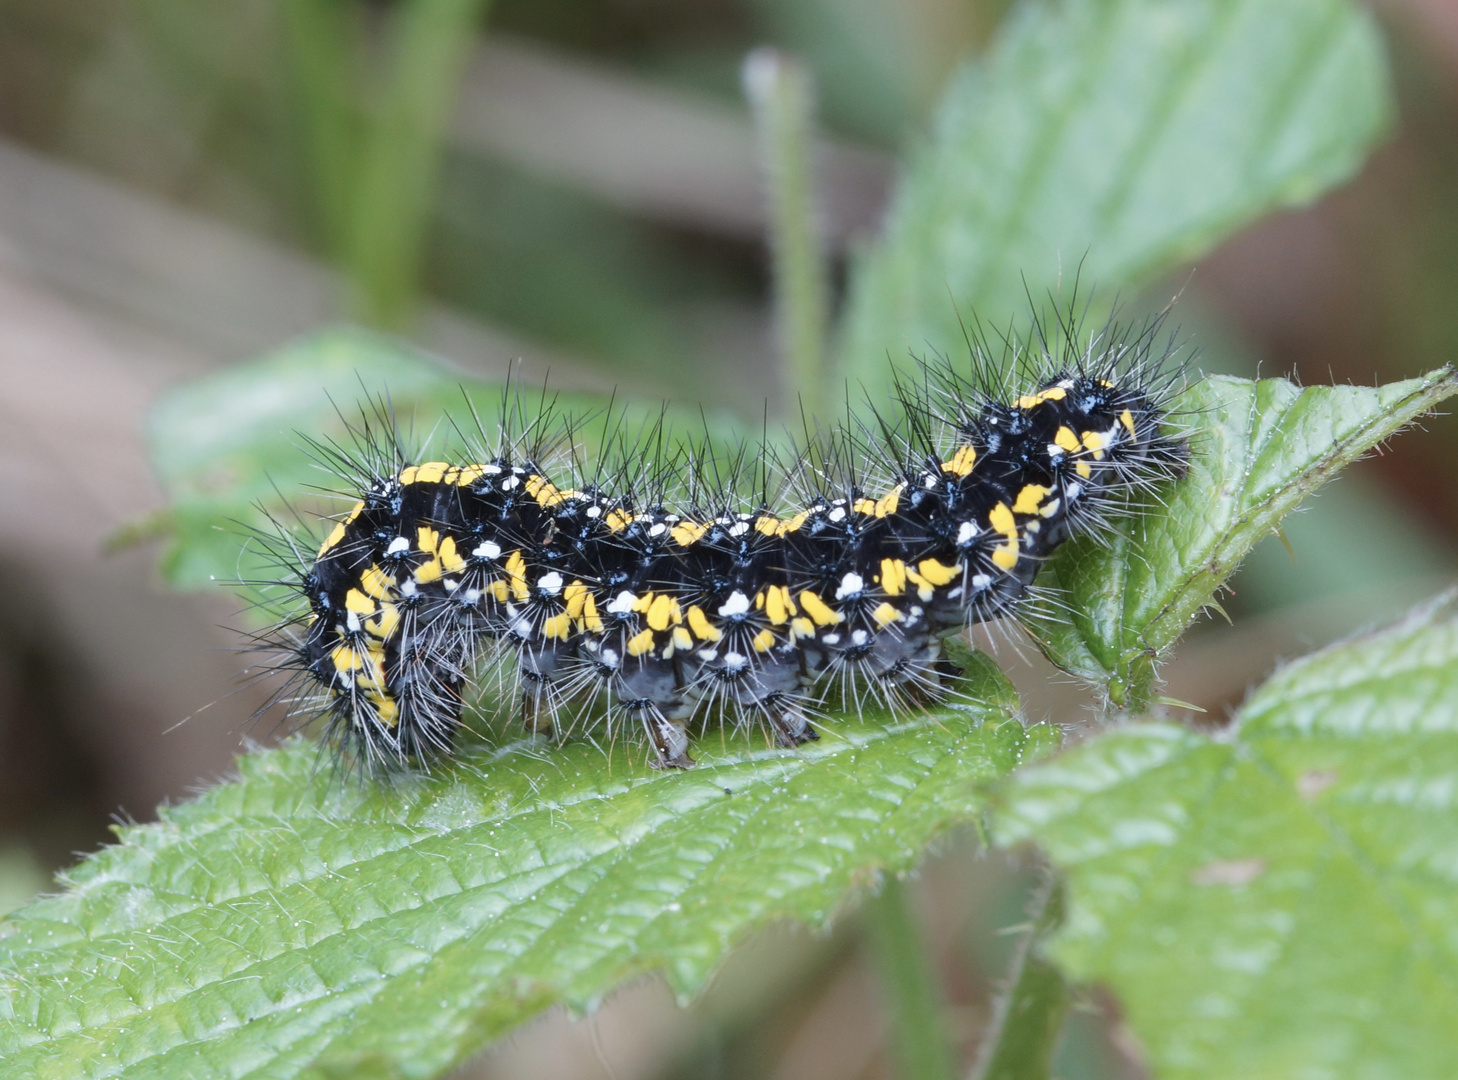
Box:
256 310 1188 772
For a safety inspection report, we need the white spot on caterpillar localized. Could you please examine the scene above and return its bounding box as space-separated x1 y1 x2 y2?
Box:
482 464 503 475
698 648 719 662
851 629 869 645
473 540 501 560
835 573 864 599
443 578 459 592
956 521 978 546
607 591 637 615
346 611 361 632
387 536 410 555
729 521 750 537
649 522 667 537
718 591 751 618
821 633 840 644
722 652 747 670
537 572 563 595
586 505 603 518
972 574 992 589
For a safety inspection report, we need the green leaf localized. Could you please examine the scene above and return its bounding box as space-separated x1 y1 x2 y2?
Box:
1028 368 1458 709
0 696 1059 1080
838 0 1392 386
146 327 745 592
994 593 1458 1079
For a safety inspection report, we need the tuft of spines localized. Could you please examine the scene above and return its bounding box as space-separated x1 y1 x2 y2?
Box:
246 308 1191 774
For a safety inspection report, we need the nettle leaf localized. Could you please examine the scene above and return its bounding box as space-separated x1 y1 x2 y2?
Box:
839 0 1391 386
1029 368 1458 708
0 665 1057 1080
994 593 1458 1079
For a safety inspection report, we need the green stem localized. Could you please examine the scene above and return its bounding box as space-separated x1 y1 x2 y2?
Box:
967 866 1070 1080
281 0 363 265
865 874 958 1080
348 0 492 329
743 48 831 423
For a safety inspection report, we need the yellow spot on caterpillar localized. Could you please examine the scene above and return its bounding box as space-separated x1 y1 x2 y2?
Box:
606 509 634 531
564 581 590 618
754 591 765 610
366 602 400 640
1054 426 1080 454
765 585 797 625
318 519 349 557
672 626 693 650
1039 497 1061 518
645 593 682 631
359 564 395 599
873 602 901 627
1017 386 1068 409
345 588 375 615
752 628 775 652
776 512 809 535
456 464 486 486
1120 409 1136 436
542 612 573 641
331 644 362 673
688 606 723 642
580 592 602 633
371 694 399 727
754 515 780 536
941 445 978 476
987 502 1020 570
916 559 960 586
853 485 904 517
414 527 444 583
1012 484 1052 516
799 590 842 626
791 617 815 640
414 462 448 485
627 628 656 657
881 558 907 596
437 535 465 574
671 521 708 546
1081 430 1106 461
1076 460 1092 479
398 466 418 486
488 578 510 602
525 474 565 506
505 550 530 601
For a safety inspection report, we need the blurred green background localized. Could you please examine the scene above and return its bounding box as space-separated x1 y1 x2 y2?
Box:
0 1 1453 1077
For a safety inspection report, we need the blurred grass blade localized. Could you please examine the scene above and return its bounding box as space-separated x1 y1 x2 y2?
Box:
0 699 1055 1079
966 867 1068 1080
838 0 1392 388
864 875 957 1080
744 48 831 422
349 0 492 328
994 592 1458 1079
282 0 364 264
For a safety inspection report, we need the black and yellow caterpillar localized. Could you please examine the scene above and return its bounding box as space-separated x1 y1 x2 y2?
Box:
273 320 1187 770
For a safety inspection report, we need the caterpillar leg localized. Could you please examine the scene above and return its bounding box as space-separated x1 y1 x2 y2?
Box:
634 703 694 769
765 694 819 747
